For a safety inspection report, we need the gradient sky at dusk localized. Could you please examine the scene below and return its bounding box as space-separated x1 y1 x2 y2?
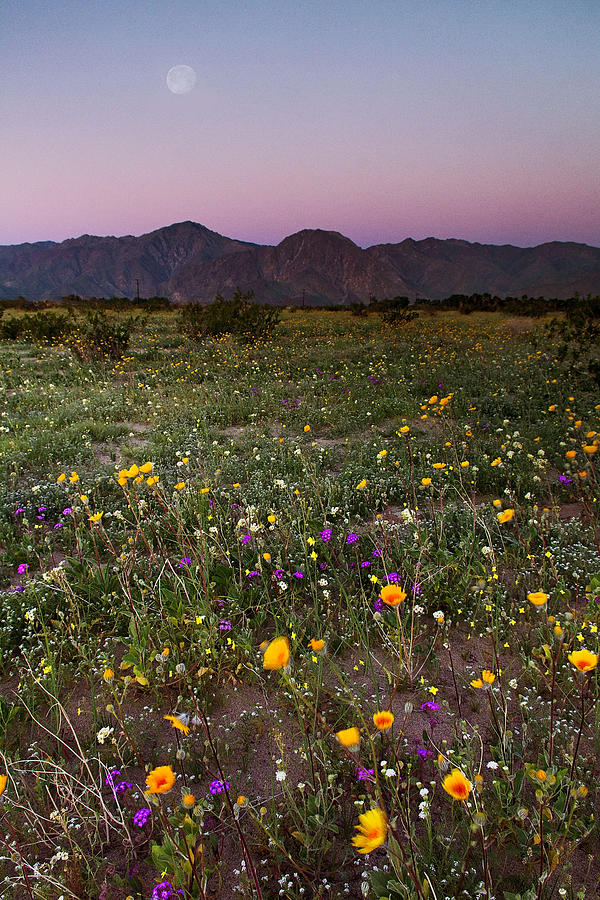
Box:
2 0 599 248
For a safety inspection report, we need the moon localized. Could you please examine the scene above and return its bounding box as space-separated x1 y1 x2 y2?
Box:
166 65 197 94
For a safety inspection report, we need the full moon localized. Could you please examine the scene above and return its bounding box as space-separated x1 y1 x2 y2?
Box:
166 65 197 94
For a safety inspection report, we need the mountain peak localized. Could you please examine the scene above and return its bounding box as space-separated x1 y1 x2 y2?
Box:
0 223 598 302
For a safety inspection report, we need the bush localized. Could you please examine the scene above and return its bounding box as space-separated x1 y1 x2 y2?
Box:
0 310 72 344
381 298 419 326
20 310 72 344
0 315 23 340
69 312 135 361
178 289 280 342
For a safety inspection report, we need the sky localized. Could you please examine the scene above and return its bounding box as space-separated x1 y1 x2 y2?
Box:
2 0 599 248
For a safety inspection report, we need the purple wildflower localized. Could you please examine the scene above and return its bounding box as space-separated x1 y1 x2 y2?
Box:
17 563 29 574
247 569 260 578
346 533 358 544
209 779 230 795
412 583 423 596
558 474 573 485
416 747 433 760
105 769 121 787
373 597 383 612
62 507 72 515
177 557 191 567
218 620 232 631
115 781 132 794
420 701 439 711
15 508 25 515
9 584 24 593
387 572 399 582
53 523 63 529
293 571 304 579
357 766 375 781
241 534 251 544
274 568 284 578
320 529 332 541
360 560 370 568
152 880 184 899
133 807 152 827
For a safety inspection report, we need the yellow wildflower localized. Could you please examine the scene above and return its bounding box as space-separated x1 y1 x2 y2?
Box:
442 769 471 801
497 509 515 524
351 808 387 854
379 584 407 606
145 765 176 794
568 649 598 672
261 636 290 670
372 710 395 730
336 727 361 751
164 714 190 736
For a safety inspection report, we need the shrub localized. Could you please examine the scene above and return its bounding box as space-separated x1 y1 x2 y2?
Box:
20 310 72 344
381 298 419 326
178 289 280 342
69 312 135 361
0 315 23 340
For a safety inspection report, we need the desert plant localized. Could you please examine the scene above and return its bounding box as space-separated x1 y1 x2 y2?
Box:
178 289 280 342
20 310 72 344
69 312 135 360
0 315 23 340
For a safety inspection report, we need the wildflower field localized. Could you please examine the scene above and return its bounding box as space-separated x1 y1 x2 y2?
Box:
0 306 599 900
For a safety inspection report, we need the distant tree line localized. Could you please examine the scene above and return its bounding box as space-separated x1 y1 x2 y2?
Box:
1 290 599 321
0 294 171 312
413 292 600 318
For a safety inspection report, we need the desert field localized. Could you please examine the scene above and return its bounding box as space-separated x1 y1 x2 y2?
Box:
0 305 599 900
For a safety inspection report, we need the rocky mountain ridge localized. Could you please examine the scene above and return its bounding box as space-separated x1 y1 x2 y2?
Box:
1 221 599 302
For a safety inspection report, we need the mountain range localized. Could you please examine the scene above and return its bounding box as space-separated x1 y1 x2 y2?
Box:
1 221 599 303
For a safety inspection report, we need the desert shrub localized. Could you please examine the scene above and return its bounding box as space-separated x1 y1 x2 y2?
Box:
0 315 23 340
69 312 135 360
382 298 419 326
541 312 600 386
178 289 280 342
20 310 72 344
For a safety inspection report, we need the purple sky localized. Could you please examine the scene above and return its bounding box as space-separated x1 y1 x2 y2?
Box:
2 1 599 248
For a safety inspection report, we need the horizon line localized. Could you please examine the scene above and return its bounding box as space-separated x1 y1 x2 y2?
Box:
2 220 599 252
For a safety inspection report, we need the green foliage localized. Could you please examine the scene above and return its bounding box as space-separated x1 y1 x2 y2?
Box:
0 310 72 343
21 310 72 343
178 288 280 342
0 315 23 340
69 311 136 360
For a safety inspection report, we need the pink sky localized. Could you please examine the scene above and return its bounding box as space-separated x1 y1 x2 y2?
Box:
2 1 599 248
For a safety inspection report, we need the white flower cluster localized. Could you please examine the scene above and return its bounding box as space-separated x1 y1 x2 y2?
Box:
96 726 113 744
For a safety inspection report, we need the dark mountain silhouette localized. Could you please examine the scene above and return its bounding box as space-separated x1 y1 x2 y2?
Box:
1 221 599 302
